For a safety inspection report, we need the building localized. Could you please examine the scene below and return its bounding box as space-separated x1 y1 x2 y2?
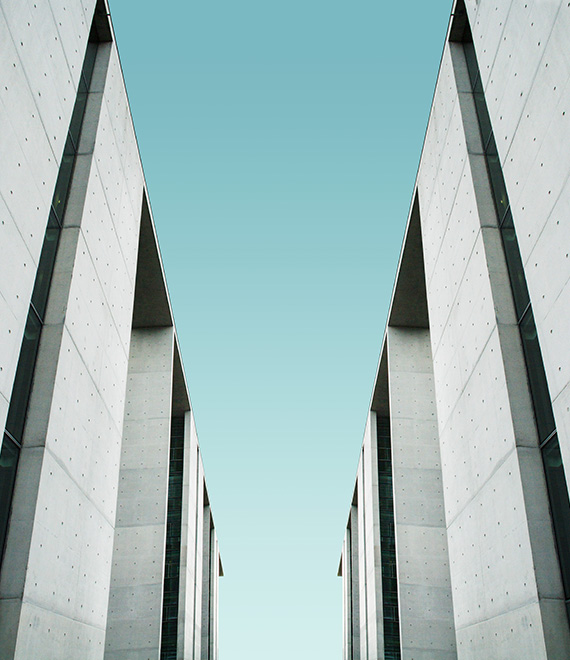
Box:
339 0 570 658
0 1 221 658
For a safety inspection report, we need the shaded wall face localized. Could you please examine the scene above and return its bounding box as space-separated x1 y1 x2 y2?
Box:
104 327 174 660
387 327 456 659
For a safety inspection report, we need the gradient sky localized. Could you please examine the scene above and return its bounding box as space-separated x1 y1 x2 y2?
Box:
109 1 453 657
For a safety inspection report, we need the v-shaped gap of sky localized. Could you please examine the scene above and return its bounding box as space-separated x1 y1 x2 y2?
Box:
109 1 453 657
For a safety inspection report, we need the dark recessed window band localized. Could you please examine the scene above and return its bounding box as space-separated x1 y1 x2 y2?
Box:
377 416 401 660
456 19 570 621
0 25 102 566
160 416 184 660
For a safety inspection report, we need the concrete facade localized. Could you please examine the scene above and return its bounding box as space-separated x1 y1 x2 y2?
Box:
340 1 570 658
0 1 221 659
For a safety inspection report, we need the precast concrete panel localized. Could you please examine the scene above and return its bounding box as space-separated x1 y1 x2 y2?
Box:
104 326 175 660
417 49 461 227
387 327 456 660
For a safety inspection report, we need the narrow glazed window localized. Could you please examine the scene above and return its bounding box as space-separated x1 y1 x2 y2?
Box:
0 436 19 556
377 416 401 660
499 209 530 320
519 309 556 441
160 416 184 660
543 437 570 596
31 210 61 319
4 310 42 442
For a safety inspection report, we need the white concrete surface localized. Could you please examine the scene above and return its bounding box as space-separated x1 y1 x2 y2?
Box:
341 1 570 657
0 1 223 657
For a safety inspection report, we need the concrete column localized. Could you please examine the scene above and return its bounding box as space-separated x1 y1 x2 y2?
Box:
387 326 456 659
362 414 383 660
104 326 174 660
356 461 368 660
211 534 220 660
193 462 205 660
341 537 348 660
349 506 360 660
200 505 212 660
178 410 199 659
0 42 115 660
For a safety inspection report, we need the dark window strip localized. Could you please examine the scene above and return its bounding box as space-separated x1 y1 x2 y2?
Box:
160 416 185 659
377 416 401 660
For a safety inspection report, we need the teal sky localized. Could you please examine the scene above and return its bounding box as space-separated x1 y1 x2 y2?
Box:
109 1 452 657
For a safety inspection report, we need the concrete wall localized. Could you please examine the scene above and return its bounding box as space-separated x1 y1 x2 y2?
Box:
0 1 222 658
467 0 570 498
340 419 383 660
340 1 570 658
0 32 131 660
0 0 93 434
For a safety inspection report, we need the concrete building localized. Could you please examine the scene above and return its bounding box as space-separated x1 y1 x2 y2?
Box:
339 0 570 658
0 1 222 658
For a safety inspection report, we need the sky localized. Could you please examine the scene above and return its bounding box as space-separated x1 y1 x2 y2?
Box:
109 1 453 657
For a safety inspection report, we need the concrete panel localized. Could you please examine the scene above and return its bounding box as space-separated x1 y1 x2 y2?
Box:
14 601 106 660
455 600 546 660
0 0 77 166
48 0 92 82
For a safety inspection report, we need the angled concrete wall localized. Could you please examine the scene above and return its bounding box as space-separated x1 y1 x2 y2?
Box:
340 1 570 658
0 1 222 658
